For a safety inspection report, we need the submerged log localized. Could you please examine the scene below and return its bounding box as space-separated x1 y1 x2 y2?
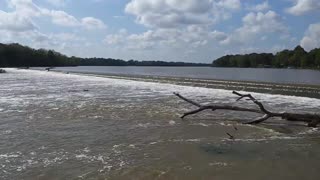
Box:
174 91 320 127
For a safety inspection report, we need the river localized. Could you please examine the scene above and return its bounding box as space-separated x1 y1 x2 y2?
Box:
1 68 320 180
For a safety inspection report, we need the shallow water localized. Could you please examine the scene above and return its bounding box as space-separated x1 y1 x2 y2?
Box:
1 69 320 180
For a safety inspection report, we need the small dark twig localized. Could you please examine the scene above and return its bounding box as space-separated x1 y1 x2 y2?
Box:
233 125 238 131
226 133 234 139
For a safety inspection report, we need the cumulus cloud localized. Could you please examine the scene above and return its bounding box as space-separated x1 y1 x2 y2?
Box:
106 0 238 53
104 26 227 50
217 0 241 10
0 0 41 32
300 23 320 51
125 0 241 28
125 0 210 28
106 0 236 51
221 11 287 45
247 1 270 12
43 10 79 27
0 11 37 32
8 0 42 20
286 0 320 15
0 0 106 58
41 9 107 29
4 0 107 30
241 11 286 33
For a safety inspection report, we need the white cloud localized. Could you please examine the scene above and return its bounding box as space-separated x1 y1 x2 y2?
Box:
42 10 107 29
210 30 228 41
104 26 227 50
0 0 105 57
241 11 286 33
81 17 107 30
247 1 270 12
115 0 235 51
5 0 107 30
105 34 124 45
106 0 235 54
222 11 287 45
43 10 79 27
0 0 40 32
125 0 241 28
0 28 84 48
0 11 36 32
300 23 320 51
217 0 241 10
8 0 42 17
286 0 320 15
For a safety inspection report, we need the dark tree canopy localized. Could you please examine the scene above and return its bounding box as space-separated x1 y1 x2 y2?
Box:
212 45 320 69
0 43 209 67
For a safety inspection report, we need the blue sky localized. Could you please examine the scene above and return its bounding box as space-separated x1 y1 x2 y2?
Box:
0 0 320 63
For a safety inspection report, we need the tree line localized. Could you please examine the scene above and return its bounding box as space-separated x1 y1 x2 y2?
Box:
0 43 209 67
2 43 319 69
212 46 320 69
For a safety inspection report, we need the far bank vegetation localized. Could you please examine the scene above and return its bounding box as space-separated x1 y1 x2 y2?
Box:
212 46 320 69
0 43 208 67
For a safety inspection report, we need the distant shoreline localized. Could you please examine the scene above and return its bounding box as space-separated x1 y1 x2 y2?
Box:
18 65 320 71
212 45 320 70
0 43 209 67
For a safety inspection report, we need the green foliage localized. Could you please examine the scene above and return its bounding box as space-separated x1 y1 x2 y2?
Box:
212 46 320 69
309 48 320 68
0 43 208 67
0 43 74 67
213 53 273 68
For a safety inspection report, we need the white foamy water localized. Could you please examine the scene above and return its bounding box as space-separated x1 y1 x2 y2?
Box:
2 69 320 110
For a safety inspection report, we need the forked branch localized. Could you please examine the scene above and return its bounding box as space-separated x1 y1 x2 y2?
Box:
174 91 320 127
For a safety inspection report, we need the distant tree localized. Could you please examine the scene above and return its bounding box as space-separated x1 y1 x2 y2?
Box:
288 45 307 67
212 45 320 69
309 48 320 68
0 43 208 67
315 49 320 68
274 50 291 67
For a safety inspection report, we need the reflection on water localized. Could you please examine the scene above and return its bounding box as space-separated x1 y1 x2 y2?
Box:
1 69 320 180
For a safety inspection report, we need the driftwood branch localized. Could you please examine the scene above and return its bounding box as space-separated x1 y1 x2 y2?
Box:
174 91 320 127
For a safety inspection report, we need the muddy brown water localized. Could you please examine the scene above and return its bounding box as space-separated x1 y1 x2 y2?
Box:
1 69 320 180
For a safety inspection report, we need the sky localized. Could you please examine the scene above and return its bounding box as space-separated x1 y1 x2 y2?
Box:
0 0 320 63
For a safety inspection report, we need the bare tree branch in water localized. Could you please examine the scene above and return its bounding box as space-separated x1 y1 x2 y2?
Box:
174 91 320 127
